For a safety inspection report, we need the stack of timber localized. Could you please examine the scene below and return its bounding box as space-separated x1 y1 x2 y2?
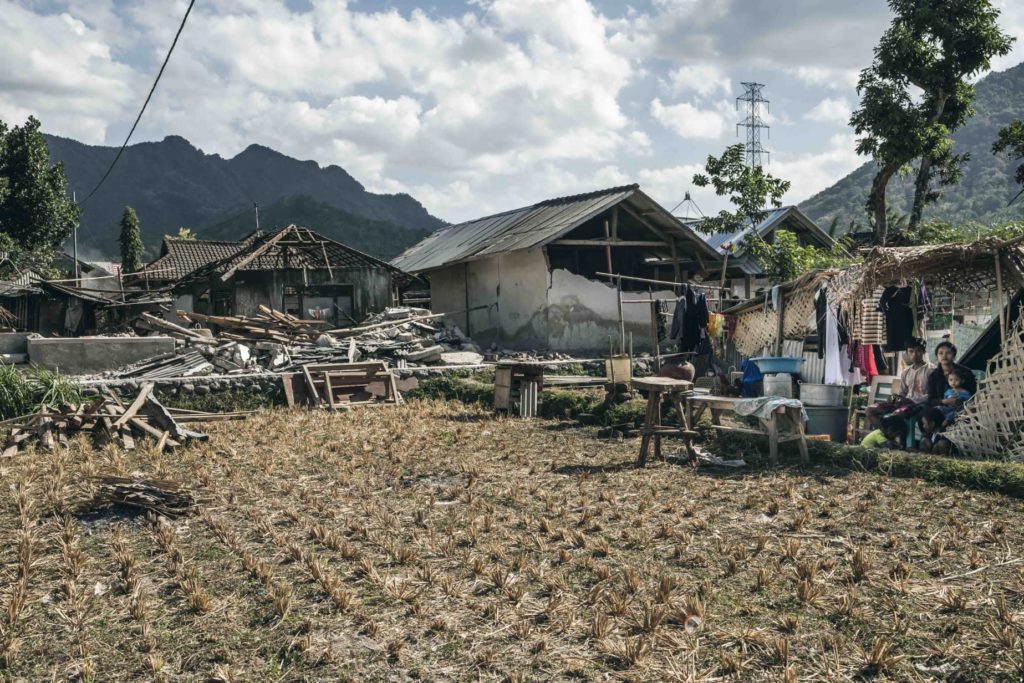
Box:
175 306 329 342
1 383 211 456
88 475 200 517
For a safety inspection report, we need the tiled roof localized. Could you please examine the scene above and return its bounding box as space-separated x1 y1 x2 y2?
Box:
145 238 246 281
178 225 408 284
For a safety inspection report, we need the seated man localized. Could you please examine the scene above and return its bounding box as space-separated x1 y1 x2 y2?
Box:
865 338 933 429
861 415 907 449
918 407 952 455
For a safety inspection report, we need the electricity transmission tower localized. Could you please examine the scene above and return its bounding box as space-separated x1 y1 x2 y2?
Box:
736 82 770 168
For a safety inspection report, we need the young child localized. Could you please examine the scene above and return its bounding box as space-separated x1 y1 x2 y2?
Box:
860 415 907 449
939 367 973 426
918 407 952 455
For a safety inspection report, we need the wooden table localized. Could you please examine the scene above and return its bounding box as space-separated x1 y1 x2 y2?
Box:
632 377 698 467
686 394 809 467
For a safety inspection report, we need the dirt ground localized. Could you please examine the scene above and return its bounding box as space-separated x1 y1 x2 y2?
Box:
1 400 1023 682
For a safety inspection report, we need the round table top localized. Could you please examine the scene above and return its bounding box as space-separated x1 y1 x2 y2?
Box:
631 377 694 391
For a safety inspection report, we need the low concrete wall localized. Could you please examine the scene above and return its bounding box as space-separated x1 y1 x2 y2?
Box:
28 336 176 375
0 333 30 354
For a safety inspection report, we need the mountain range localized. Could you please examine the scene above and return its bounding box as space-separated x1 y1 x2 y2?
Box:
799 62 1024 231
45 134 445 260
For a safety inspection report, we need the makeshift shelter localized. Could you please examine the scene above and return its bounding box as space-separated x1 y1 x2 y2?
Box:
724 236 1024 458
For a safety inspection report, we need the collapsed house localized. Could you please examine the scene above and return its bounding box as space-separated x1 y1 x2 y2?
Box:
684 205 839 298
390 185 722 353
162 225 411 327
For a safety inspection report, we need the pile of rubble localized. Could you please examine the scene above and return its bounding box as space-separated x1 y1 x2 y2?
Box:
2 383 217 456
104 306 483 382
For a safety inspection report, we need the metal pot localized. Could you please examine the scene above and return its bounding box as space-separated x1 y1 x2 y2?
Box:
799 383 846 407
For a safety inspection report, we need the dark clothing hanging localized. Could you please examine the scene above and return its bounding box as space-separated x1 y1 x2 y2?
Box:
878 286 914 352
655 300 668 343
815 287 828 359
669 285 705 353
927 364 977 406
872 344 889 375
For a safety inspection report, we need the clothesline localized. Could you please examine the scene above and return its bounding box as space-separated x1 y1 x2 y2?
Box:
594 272 726 293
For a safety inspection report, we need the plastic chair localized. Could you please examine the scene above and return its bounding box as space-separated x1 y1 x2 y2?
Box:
851 375 899 442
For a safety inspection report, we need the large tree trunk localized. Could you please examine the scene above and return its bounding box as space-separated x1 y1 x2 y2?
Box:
868 162 900 246
908 91 949 233
909 155 934 233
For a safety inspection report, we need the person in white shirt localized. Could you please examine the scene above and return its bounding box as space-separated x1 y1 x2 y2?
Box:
866 338 934 431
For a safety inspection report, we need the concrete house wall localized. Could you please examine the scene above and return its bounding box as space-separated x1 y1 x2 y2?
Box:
428 249 675 354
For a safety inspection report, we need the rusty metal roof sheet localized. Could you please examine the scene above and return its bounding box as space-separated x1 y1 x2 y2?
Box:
390 184 721 274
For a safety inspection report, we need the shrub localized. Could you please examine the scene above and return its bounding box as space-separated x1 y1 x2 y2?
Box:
0 364 35 420
27 365 82 407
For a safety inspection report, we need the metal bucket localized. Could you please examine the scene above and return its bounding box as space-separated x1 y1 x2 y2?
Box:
799 383 846 406
805 406 849 443
763 373 793 398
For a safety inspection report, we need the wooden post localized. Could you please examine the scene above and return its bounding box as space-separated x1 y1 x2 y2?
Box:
604 221 613 281
617 274 625 352
719 251 730 291
669 239 681 283
774 294 786 356
995 252 1007 346
649 296 661 372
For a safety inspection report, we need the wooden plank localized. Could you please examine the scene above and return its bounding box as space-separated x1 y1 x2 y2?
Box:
302 364 321 406
112 383 154 428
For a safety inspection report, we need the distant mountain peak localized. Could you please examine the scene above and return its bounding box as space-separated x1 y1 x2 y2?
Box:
43 133 445 259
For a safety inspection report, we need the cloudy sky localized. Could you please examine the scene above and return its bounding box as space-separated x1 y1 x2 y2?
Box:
3 0 1024 223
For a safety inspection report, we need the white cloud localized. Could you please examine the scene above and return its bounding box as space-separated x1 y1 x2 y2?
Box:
804 97 852 124
772 133 862 203
666 64 732 97
651 98 730 139
789 66 860 91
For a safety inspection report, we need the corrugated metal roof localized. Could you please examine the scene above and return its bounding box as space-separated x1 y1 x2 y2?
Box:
391 184 721 274
687 206 833 257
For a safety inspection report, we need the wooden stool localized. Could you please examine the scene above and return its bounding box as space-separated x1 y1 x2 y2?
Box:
632 377 698 467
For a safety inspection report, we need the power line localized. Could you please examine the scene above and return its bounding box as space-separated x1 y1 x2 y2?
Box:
81 0 196 205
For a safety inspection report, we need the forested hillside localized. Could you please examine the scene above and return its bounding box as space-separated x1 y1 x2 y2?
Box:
800 62 1024 231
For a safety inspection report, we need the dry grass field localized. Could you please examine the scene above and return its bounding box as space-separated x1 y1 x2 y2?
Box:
2 400 1024 681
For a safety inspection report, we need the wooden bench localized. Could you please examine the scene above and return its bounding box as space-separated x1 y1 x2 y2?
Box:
632 377 697 467
687 394 808 467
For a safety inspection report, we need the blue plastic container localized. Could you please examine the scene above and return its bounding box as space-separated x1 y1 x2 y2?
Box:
750 356 804 374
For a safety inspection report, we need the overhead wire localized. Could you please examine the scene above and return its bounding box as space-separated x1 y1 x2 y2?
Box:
81 0 197 205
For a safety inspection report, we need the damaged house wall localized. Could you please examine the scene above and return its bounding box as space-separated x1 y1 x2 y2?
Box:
546 268 675 353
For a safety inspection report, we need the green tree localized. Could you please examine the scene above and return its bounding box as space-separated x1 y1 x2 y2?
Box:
744 230 855 283
692 144 791 235
167 227 197 240
119 206 143 273
851 0 1014 245
0 116 80 266
993 120 1024 205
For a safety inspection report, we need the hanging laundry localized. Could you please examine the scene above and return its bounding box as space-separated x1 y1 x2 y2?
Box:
815 287 828 359
655 300 668 343
669 285 704 353
708 312 724 338
823 300 845 385
878 286 914 352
